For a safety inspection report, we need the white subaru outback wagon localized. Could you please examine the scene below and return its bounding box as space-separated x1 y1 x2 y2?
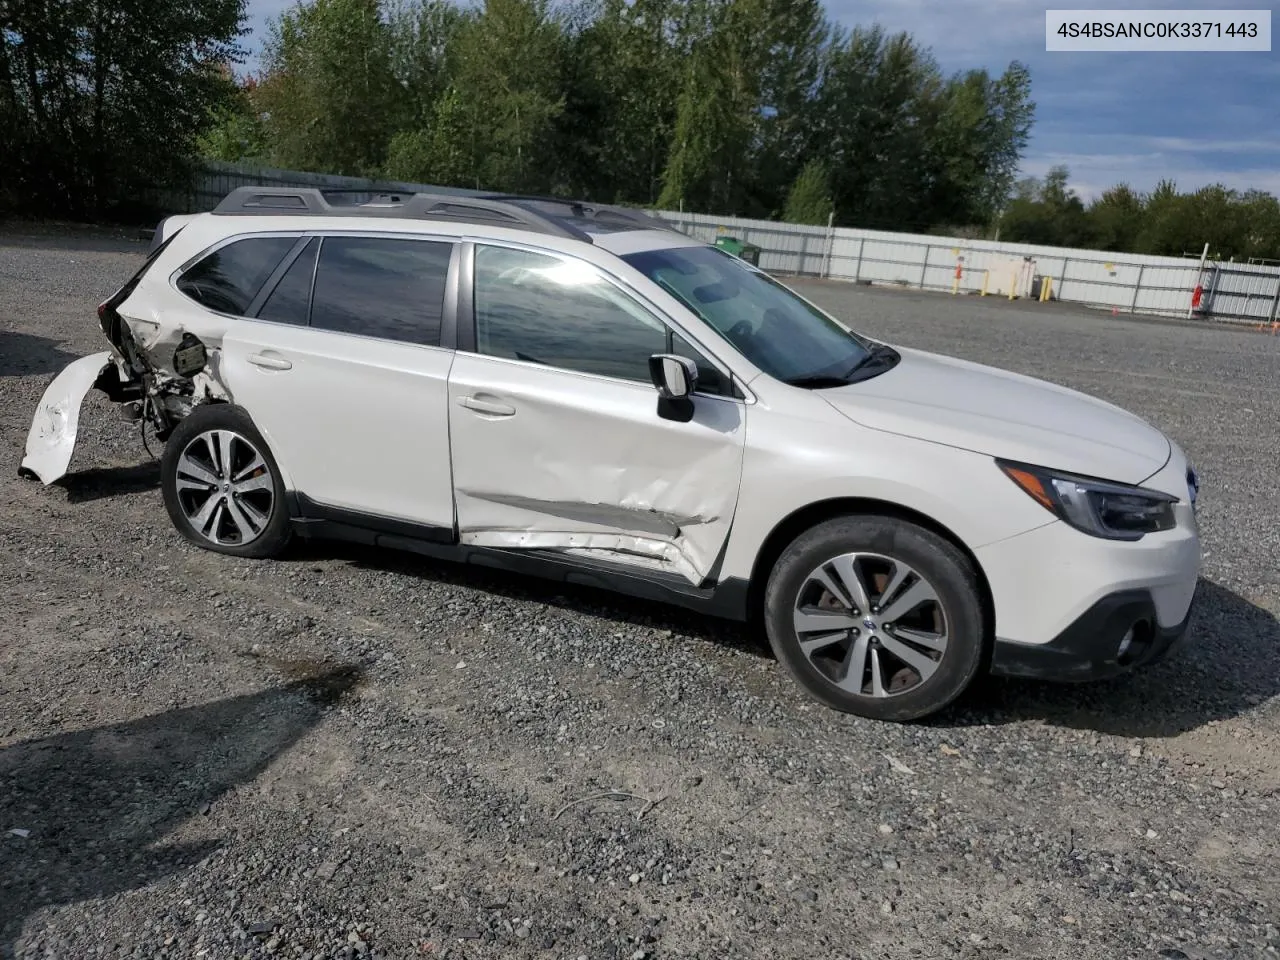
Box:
21 187 1202 722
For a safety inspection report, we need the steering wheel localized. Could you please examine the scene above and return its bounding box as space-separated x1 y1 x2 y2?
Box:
727 319 755 342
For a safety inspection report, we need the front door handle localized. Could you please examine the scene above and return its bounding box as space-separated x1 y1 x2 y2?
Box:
247 352 292 371
458 394 516 417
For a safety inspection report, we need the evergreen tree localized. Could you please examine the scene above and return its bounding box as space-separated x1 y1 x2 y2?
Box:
783 159 833 225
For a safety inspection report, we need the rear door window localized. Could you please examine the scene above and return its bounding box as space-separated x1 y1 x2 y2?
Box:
176 236 299 315
309 236 452 346
256 237 319 326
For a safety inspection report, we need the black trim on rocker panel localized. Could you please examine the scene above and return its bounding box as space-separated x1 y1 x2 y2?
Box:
293 493 456 544
287 493 750 621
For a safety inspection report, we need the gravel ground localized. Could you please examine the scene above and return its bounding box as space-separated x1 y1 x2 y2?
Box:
1 226 1278 960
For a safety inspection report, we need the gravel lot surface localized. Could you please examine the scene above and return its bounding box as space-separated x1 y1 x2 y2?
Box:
2 226 1278 960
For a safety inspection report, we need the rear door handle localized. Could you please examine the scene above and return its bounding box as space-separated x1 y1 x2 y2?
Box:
247 352 292 371
458 394 516 417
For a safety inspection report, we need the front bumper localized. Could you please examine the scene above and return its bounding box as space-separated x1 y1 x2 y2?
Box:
989 586 1195 682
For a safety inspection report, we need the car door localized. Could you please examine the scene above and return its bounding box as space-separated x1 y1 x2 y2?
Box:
447 241 747 586
212 231 459 535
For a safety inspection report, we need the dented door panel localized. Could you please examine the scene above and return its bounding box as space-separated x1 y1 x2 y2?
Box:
447 352 746 585
20 350 115 484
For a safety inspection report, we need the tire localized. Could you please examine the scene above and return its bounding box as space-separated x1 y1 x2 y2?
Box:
160 403 292 559
763 514 986 722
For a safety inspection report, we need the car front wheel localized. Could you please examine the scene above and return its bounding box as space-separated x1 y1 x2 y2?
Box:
160 403 292 559
763 514 987 722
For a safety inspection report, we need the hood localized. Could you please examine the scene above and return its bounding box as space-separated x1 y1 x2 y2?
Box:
821 346 1171 484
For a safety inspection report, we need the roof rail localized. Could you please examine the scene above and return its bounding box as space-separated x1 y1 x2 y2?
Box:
480 194 679 234
210 186 595 243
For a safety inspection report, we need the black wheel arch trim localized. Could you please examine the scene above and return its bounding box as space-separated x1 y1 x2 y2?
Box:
743 497 996 639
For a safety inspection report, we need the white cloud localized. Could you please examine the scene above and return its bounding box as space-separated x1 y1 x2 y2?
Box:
824 0 1041 64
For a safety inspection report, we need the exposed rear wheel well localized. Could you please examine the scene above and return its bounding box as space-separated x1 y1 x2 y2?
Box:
745 498 996 647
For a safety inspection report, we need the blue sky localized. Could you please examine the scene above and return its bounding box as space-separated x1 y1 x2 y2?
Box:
241 0 1280 200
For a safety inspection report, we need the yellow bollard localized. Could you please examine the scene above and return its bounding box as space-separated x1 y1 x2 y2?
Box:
1008 270 1016 301
980 270 989 296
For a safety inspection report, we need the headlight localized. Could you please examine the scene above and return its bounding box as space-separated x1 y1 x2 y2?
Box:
997 459 1179 541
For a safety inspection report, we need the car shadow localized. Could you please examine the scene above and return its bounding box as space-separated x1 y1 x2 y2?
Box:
58 461 161 503
0 662 362 958
285 539 770 661
274 543 1275 737
944 579 1280 737
0 331 80 378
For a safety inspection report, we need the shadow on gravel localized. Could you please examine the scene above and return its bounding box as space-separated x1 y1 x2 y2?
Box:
950 579 1280 737
0 331 79 378
286 540 769 661
58 460 161 503
0 664 362 959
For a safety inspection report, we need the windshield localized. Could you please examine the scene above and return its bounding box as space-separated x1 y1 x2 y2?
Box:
621 245 874 383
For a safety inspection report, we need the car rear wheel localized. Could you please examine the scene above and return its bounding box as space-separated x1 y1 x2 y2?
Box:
160 404 292 559
763 514 987 722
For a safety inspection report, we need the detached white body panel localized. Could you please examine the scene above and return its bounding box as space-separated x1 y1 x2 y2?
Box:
20 350 113 484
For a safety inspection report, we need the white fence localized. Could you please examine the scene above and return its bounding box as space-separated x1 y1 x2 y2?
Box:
187 161 1280 325
659 210 1280 324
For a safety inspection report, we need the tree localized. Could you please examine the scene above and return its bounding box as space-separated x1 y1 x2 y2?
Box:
438 0 567 193
783 159 833 225
1087 184 1143 252
743 0 834 216
0 0 247 218
811 27 943 231
197 75 267 162
1000 165 1090 247
254 0 399 176
383 86 472 185
657 0 766 215
553 0 682 203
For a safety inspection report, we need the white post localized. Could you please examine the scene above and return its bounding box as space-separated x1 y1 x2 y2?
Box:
1187 242 1209 318
1130 264 1145 314
822 212 835 279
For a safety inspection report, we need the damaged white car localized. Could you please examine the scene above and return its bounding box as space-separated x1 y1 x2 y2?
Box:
21 187 1202 721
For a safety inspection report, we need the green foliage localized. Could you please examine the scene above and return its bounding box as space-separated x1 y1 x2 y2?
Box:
20 0 1274 256
196 80 267 163
1001 168 1280 260
231 0 1039 233
0 0 248 219
254 0 399 176
784 159 833 225
442 0 567 194
999 164 1090 247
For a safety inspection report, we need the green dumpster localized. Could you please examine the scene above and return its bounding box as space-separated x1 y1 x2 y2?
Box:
714 235 762 266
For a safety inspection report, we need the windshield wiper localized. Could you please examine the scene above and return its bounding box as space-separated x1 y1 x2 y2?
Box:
843 343 900 379
781 375 852 389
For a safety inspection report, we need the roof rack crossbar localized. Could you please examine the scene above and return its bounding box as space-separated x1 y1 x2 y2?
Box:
210 186 595 242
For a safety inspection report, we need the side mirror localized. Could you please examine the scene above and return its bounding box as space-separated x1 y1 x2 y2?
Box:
648 354 697 400
648 354 698 423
